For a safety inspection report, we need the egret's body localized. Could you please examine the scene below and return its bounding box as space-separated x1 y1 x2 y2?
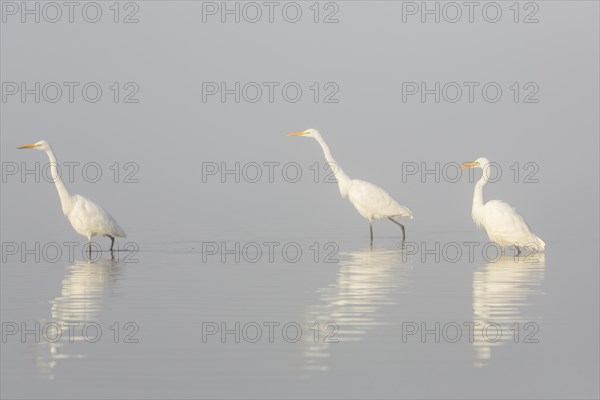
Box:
289 129 413 242
347 179 411 221
64 194 125 243
18 141 126 252
462 157 545 253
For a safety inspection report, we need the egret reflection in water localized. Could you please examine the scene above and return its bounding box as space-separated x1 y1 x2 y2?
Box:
34 258 122 379
303 243 413 373
472 254 546 367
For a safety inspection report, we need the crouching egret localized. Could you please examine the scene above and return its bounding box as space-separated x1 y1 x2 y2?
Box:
288 129 413 242
462 157 545 254
17 141 126 254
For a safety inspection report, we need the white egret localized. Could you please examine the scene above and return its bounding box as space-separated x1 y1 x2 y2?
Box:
17 141 126 253
288 129 413 242
462 157 545 254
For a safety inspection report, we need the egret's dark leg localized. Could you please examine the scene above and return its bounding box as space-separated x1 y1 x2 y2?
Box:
108 236 116 259
388 218 406 241
515 245 521 256
88 240 92 258
370 223 373 244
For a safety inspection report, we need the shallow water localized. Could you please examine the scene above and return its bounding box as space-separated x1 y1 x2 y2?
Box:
2 232 598 399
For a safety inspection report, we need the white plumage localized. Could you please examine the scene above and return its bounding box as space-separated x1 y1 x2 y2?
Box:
67 194 126 240
347 179 413 221
462 157 545 253
18 140 126 252
289 129 412 242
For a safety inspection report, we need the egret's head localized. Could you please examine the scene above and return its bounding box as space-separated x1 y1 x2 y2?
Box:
288 128 321 140
17 140 49 151
461 157 490 171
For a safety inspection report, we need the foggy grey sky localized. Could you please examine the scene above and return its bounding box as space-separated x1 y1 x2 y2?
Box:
1 2 598 245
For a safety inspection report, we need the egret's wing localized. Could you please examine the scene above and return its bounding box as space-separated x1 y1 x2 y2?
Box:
482 200 532 242
351 180 413 218
69 195 126 237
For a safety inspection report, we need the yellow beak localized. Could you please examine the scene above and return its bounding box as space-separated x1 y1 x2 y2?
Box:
288 131 307 137
17 143 40 149
461 162 478 170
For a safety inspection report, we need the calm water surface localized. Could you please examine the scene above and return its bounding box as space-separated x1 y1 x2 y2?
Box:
1 232 598 399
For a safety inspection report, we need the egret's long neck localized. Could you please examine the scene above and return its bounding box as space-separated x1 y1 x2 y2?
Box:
315 136 352 198
471 175 487 227
44 146 74 215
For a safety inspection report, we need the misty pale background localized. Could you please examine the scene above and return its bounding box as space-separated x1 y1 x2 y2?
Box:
1 2 598 399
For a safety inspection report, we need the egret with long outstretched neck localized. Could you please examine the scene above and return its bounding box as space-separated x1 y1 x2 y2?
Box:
288 129 413 242
17 141 126 254
462 157 545 254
